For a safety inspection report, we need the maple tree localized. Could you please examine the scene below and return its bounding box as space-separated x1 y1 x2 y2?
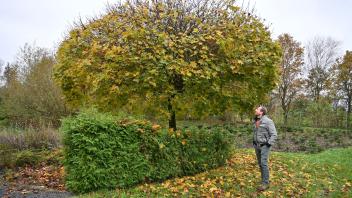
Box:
54 0 281 129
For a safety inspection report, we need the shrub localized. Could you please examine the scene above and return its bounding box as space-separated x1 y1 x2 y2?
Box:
306 139 323 153
136 129 182 181
179 127 233 175
14 150 42 167
61 109 233 193
0 144 16 168
0 148 63 168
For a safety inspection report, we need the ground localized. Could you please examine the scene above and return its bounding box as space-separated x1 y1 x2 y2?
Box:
2 147 351 197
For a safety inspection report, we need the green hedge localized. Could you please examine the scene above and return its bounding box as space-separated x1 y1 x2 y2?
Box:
61 109 233 193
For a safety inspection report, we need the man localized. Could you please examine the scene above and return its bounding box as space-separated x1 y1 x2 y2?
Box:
253 106 278 191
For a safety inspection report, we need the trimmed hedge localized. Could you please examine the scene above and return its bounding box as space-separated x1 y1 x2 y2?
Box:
61 109 233 193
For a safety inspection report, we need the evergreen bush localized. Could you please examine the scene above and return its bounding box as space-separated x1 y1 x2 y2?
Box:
61 109 233 193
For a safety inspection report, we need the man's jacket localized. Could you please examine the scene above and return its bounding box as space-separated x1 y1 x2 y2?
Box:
253 115 278 145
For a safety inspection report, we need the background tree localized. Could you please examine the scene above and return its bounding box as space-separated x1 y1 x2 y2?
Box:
305 36 339 101
0 59 4 72
0 59 4 106
332 50 352 128
54 0 282 130
276 33 304 130
0 44 69 127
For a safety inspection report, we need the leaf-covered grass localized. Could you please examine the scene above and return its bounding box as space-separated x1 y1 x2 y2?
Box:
278 147 352 197
78 147 352 197
2 149 66 193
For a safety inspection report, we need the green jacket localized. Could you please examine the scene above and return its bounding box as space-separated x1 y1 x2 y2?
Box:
253 115 278 145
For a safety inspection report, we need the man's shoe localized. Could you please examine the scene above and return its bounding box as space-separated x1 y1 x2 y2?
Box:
257 183 270 191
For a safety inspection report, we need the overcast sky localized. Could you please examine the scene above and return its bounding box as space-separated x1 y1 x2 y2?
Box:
1 0 351 64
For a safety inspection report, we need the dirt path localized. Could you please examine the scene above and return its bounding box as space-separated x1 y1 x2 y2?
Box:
0 168 6 197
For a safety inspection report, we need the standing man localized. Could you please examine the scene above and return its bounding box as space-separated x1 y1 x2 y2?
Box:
253 106 278 191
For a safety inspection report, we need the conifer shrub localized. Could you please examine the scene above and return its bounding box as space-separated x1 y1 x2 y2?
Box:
61 109 233 193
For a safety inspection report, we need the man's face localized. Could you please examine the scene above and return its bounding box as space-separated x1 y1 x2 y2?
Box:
255 107 263 116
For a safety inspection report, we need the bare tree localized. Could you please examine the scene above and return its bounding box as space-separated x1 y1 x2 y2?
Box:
305 36 339 101
0 59 4 82
277 33 304 129
15 43 50 82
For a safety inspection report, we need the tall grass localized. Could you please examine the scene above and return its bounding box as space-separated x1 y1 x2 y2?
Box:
0 126 62 151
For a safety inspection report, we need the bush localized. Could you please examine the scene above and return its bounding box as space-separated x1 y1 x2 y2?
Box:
14 150 42 167
0 144 16 168
0 148 64 168
61 109 233 193
139 130 182 181
179 127 233 175
305 139 323 153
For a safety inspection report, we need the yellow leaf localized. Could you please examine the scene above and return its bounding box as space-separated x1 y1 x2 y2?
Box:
152 124 161 131
263 191 273 196
176 130 181 137
150 81 156 87
137 128 144 133
209 187 218 192
189 61 197 68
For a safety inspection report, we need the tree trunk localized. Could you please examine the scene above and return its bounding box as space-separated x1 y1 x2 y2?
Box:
168 96 177 130
347 100 351 129
283 110 289 132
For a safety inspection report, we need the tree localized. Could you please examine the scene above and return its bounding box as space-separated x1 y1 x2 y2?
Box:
0 59 4 104
15 43 50 81
54 0 282 130
1 44 69 127
0 59 4 71
277 33 304 129
332 50 352 128
305 36 339 101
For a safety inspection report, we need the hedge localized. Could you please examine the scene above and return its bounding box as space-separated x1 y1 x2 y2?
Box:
61 109 233 193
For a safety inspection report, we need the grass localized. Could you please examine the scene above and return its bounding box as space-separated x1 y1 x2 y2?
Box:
0 126 62 168
77 147 352 197
0 126 62 150
277 147 352 197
